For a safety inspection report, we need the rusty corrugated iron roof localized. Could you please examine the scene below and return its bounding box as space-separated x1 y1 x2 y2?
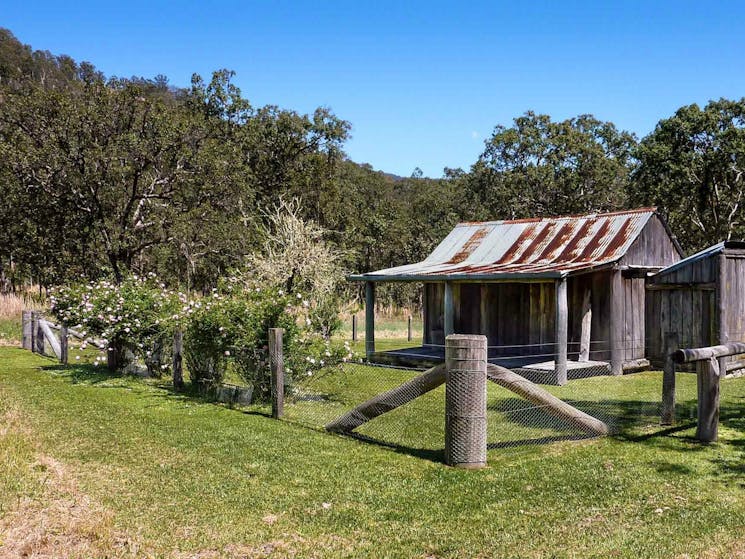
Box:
351 208 663 281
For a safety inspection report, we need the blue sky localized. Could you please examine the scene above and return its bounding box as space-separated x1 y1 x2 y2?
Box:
4 1 745 177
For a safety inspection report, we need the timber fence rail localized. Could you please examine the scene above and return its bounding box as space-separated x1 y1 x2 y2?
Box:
670 340 745 442
20 309 706 461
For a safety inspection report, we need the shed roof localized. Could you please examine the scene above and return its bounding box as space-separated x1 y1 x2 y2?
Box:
351 208 667 282
654 240 745 278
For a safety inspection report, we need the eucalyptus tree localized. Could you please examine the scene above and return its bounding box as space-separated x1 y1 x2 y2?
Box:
465 112 637 220
633 98 745 252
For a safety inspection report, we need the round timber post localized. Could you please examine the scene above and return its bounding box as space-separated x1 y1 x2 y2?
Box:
21 310 32 350
445 334 487 469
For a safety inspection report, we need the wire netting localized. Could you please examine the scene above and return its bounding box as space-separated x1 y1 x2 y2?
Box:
280 337 704 453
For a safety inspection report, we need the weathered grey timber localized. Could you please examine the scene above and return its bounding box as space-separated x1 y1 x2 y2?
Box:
172 330 184 391
21 310 32 350
325 364 446 433
39 319 61 359
443 281 454 337
661 332 678 425
555 278 568 385
646 241 745 366
269 328 284 419
486 364 610 436
360 210 682 374
60 325 68 364
696 357 720 442
609 269 623 375
445 334 487 469
33 312 45 355
673 342 745 363
365 282 375 358
579 289 592 362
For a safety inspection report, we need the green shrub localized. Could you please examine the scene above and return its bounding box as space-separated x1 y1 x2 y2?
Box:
184 284 354 399
50 275 182 374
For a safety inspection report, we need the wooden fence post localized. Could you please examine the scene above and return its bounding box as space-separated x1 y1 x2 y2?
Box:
407 315 413 342
609 269 624 376
33 312 45 355
365 282 376 359
269 328 284 419
60 325 68 364
554 278 568 386
445 334 487 469
22 310 32 350
696 356 720 443
352 314 358 342
172 329 184 391
661 332 679 425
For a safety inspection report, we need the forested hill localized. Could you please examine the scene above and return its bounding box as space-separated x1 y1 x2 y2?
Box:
2 27 745 307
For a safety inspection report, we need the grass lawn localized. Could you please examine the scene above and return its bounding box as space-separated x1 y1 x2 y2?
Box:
3 347 745 558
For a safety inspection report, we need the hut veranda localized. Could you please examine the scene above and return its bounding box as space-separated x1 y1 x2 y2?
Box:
351 208 684 385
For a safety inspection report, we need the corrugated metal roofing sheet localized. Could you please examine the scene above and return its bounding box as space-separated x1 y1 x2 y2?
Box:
352 208 659 281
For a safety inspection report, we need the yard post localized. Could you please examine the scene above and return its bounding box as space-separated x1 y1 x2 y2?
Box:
172 329 184 391
661 332 679 425
444 281 455 337
60 325 68 365
352 314 358 342
555 278 568 385
408 315 413 342
21 310 32 350
365 282 375 359
445 334 487 469
696 356 720 443
269 328 285 419
33 312 45 355
609 269 624 376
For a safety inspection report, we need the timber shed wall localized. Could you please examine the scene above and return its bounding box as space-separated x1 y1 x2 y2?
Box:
646 246 745 366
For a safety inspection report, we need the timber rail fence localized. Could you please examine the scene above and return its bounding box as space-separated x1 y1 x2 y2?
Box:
21 309 707 464
666 341 745 442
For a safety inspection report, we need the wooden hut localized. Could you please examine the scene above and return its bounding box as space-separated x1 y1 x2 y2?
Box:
646 240 745 367
350 208 682 385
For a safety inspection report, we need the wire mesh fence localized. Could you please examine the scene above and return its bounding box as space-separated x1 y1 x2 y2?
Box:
280 337 703 453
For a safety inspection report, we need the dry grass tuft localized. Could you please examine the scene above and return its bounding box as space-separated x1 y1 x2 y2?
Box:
0 292 45 322
0 453 144 558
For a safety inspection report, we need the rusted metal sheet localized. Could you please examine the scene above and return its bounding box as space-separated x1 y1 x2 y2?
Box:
352 208 663 281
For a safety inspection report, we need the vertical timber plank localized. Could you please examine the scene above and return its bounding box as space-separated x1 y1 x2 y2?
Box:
579 288 592 362
555 278 568 386
444 281 455 337
609 270 623 375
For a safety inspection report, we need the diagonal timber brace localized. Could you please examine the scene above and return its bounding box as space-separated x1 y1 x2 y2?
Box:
486 364 610 436
326 364 446 433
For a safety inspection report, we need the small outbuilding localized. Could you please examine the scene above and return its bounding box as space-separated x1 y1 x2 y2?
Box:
351 208 683 385
646 240 745 367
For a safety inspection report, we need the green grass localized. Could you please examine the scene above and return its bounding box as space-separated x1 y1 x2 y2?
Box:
0 317 20 345
2 347 745 557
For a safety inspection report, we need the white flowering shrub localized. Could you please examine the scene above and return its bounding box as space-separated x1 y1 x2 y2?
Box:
184 281 354 399
50 274 183 375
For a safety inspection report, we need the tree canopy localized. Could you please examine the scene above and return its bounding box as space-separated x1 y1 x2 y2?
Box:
3 27 745 309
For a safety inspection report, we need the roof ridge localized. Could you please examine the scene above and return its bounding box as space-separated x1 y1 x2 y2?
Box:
456 207 657 228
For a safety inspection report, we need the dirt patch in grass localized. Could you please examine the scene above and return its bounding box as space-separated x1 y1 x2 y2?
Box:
0 435 144 558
